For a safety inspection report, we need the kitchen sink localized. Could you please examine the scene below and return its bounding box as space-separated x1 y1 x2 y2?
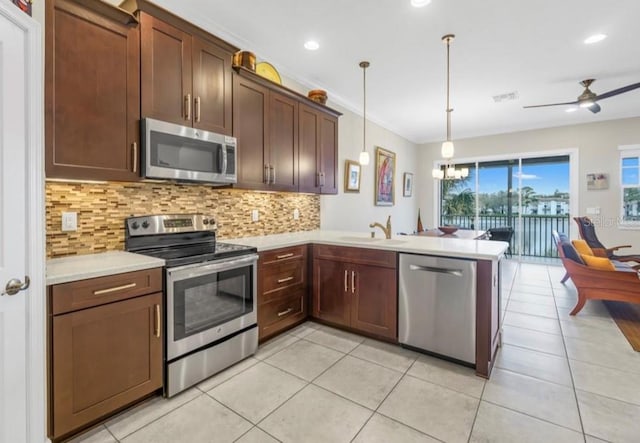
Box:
339 236 382 242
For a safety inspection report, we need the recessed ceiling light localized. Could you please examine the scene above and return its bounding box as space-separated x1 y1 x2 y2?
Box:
584 34 607 44
565 107 578 113
411 0 432 7
304 40 319 51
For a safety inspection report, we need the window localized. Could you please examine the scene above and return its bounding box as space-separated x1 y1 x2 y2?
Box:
620 147 640 225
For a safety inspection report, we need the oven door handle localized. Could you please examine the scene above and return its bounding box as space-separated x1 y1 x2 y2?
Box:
166 253 258 281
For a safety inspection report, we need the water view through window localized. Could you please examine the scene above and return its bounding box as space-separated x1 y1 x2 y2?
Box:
440 155 570 258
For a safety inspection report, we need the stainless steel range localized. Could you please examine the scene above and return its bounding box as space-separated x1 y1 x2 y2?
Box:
125 214 258 397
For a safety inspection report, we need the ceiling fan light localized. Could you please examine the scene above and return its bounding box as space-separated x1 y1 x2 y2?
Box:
359 150 370 166
579 100 595 108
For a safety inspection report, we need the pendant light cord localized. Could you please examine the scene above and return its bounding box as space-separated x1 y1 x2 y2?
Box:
444 35 453 142
360 61 370 154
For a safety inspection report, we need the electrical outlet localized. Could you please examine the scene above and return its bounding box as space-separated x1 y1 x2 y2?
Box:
293 208 300 220
251 209 259 222
61 212 78 231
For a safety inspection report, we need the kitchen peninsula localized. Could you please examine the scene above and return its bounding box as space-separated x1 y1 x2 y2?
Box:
226 230 508 379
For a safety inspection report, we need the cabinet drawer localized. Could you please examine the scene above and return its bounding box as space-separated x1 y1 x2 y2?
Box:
51 268 162 315
261 260 305 298
260 245 306 265
258 291 306 341
313 245 396 268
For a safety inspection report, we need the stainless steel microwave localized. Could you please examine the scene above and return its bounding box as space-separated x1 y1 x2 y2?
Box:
142 118 237 184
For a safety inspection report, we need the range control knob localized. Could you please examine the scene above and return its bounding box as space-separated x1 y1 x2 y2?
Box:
141 221 150 229
131 221 140 230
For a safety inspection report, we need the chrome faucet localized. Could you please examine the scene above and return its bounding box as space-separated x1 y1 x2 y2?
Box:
369 215 392 239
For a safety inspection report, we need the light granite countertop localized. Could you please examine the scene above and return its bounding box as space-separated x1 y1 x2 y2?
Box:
223 230 508 260
47 251 165 285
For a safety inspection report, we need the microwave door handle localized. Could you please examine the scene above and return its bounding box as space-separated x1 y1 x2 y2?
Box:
220 147 227 176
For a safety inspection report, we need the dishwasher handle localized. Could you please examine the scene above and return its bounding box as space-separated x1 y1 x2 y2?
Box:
408 264 463 277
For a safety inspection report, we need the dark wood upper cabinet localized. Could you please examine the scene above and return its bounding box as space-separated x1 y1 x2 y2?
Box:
268 92 299 192
140 13 192 126
192 38 232 134
299 103 338 194
233 74 270 190
45 0 140 181
124 0 235 135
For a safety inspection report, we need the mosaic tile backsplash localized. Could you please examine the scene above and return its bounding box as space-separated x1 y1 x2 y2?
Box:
46 181 320 258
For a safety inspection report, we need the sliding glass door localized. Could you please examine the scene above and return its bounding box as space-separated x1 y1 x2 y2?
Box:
439 154 571 259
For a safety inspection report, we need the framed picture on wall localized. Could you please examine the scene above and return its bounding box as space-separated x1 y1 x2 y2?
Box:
344 160 361 192
11 0 32 15
375 146 395 206
403 173 413 197
586 173 608 190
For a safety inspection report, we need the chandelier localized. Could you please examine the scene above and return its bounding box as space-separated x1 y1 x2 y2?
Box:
432 34 468 180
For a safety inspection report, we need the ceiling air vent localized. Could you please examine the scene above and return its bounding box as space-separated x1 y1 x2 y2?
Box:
492 91 519 103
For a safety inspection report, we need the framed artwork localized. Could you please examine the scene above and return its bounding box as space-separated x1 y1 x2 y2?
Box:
11 0 32 15
403 173 413 197
344 159 361 192
375 146 395 206
587 173 608 190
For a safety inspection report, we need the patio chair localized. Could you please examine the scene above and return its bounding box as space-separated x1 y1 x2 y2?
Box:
553 230 640 315
487 226 514 257
574 216 640 263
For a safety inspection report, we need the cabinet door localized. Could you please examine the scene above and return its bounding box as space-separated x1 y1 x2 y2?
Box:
192 37 232 135
269 92 298 192
51 293 162 439
233 74 270 190
141 13 192 126
45 0 140 181
312 259 350 327
319 113 338 194
351 265 397 339
298 103 320 193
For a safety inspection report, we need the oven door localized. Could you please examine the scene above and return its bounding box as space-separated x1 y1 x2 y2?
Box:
166 254 258 361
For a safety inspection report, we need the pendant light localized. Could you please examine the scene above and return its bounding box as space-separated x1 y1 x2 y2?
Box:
432 34 468 180
359 61 370 165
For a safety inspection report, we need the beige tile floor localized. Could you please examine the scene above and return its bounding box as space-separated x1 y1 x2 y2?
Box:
69 261 640 443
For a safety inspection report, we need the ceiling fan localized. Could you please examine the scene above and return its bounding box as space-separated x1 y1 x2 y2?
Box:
523 79 640 114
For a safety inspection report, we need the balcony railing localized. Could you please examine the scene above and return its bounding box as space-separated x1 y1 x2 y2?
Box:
440 214 571 258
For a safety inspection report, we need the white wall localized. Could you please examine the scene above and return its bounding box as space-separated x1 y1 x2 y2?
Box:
416 117 640 253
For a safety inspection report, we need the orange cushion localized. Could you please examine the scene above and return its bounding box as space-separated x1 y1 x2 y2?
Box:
581 254 615 271
572 240 594 256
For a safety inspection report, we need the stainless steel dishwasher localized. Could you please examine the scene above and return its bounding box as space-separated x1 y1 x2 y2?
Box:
398 253 477 365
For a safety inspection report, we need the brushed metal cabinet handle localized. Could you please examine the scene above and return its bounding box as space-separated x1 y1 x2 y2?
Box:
277 307 293 317
132 142 137 173
351 270 355 294
277 276 294 284
270 165 275 184
344 269 348 292
264 164 270 184
276 253 294 260
195 96 201 122
93 282 136 296
154 304 161 338
184 93 191 120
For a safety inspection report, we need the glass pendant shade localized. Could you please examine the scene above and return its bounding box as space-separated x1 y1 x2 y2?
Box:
359 150 370 165
441 140 454 159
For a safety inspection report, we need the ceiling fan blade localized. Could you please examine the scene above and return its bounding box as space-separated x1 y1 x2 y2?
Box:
595 82 640 100
588 103 601 114
523 101 578 109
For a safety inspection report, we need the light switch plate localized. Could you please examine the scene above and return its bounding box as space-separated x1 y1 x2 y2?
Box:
251 209 259 222
61 212 78 231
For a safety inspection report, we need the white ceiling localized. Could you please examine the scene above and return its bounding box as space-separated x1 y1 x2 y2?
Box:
149 0 640 144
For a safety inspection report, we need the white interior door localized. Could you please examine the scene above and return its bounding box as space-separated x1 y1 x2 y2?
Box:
0 2 45 443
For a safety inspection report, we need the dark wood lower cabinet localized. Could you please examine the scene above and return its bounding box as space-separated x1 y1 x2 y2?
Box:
48 269 163 441
312 245 398 340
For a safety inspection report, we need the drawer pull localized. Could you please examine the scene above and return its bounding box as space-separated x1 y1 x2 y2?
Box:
276 253 294 260
277 276 294 284
277 307 293 317
92 282 136 296
154 304 161 338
